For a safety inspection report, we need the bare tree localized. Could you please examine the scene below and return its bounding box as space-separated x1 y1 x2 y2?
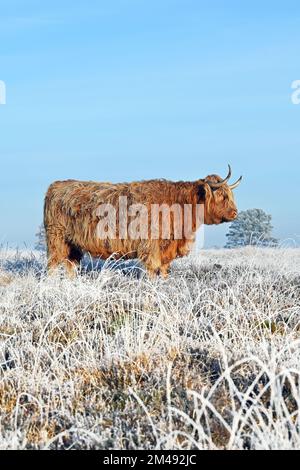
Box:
35 224 46 252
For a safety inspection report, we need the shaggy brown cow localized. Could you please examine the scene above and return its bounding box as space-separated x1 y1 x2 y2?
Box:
44 165 242 278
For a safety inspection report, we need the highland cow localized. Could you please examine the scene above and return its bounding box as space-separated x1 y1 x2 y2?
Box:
44 165 242 277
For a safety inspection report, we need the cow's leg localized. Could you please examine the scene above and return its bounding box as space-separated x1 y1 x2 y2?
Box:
160 262 171 278
46 230 69 275
141 244 162 278
63 243 83 278
177 238 195 257
46 230 82 278
160 243 177 278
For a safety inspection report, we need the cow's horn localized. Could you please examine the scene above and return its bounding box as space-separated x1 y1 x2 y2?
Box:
229 175 242 190
206 164 232 189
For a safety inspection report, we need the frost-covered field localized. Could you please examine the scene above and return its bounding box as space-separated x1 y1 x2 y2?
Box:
0 247 300 450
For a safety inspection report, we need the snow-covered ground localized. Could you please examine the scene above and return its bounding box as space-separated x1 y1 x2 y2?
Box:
0 247 300 449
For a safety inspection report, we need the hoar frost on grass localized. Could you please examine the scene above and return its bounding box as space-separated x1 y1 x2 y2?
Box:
0 247 300 449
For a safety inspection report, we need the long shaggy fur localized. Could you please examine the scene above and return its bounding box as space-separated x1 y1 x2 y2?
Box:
44 176 238 277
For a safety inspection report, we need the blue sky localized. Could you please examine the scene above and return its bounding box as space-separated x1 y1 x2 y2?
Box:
0 0 300 247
